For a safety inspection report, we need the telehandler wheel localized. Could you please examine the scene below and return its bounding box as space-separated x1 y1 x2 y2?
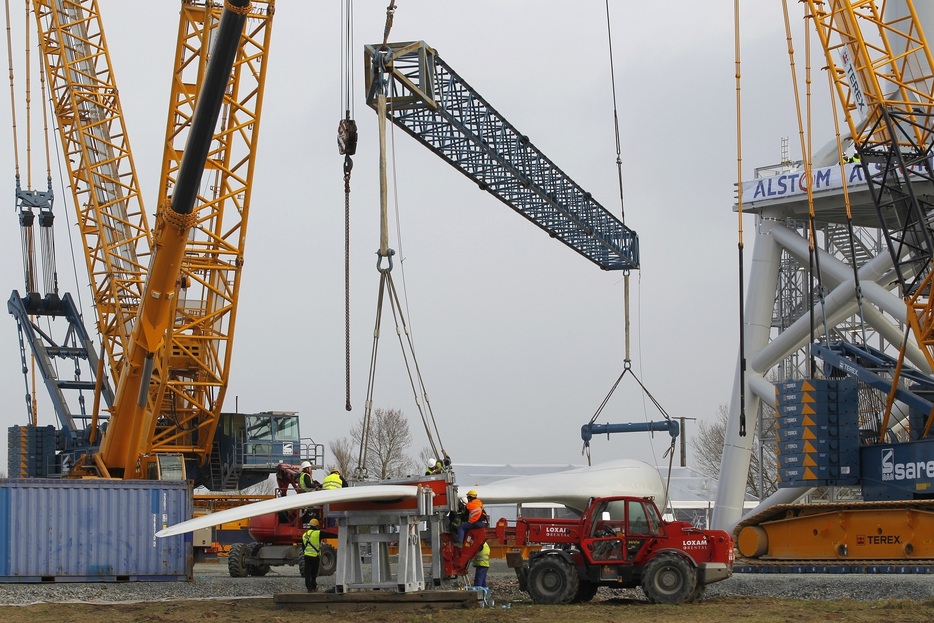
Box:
246 543 271 576
641 553 696 604
527 556 580 605
227 543 248 578
318 543 337 577
687 582 707 602
572 580 599 603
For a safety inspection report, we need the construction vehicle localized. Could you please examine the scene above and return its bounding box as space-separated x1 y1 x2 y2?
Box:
226 463 337 578
446 495 733 604
715 0 934 567
192 493 271 562
5 0 303 490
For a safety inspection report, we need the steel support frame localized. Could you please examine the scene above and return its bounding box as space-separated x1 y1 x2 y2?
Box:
331 487 439 593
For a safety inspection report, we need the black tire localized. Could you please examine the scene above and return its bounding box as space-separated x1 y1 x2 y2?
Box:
247 563 271 576
687 582 707 602
298 556 305 577
526 556 580 605
227 542 248 578
246 543 271 576
318 543 337 577
641 553 696 604
572 580 599 603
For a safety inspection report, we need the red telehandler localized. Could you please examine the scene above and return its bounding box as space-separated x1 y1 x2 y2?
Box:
445 495 733 604
227 464 337 578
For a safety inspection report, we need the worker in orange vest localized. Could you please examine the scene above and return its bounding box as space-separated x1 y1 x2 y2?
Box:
456 489 488 545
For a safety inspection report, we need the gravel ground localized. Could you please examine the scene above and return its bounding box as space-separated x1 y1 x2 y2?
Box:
0 560 932 606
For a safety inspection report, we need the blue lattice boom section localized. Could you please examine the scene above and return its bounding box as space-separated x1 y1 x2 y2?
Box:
365 41 639 271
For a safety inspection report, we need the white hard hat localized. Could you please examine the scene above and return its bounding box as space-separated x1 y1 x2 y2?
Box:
300 461 312 470
427 457 436 467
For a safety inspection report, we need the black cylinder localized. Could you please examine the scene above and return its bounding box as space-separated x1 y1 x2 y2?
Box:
171 0 250 216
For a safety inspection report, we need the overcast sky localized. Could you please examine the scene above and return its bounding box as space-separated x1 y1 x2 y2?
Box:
0 2 832 475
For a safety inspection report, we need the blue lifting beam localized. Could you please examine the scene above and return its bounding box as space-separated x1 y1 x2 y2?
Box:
581 419 680 445
364 41 639 271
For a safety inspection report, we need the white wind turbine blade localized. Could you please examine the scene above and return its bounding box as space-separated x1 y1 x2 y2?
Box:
155 484 420 537
468 459 667 512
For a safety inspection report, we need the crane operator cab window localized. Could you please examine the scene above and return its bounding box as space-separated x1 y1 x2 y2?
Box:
243 412 301 465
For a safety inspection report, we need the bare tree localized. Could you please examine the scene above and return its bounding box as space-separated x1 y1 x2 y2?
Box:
348 408 417 479
693 404 778 499
328 436 354 477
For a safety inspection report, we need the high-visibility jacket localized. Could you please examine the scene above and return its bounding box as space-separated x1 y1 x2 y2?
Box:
472 542 490 568
466 498 483 523
322 472 343 490
302 529 321 557
298 471 315 492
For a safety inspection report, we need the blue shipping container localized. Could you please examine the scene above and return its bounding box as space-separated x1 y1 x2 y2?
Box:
0 478 192 582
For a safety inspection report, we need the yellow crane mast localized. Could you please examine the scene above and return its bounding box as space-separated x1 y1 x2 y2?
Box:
32 0 151 394
113 0 275 479
805 1 934 376
31 0 275 480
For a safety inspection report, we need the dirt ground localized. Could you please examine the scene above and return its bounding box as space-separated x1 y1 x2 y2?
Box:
2 596 933 623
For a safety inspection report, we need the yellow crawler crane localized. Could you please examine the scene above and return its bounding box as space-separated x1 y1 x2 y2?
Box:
32 0 278 485
736 1 934 569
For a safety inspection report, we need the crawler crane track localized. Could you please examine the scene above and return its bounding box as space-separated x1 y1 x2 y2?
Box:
733 501 934 571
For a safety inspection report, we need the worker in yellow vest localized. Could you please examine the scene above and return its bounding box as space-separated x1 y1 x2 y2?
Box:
473 540 490 588
302 518 322 592
298 461 319 492
322 467 347 490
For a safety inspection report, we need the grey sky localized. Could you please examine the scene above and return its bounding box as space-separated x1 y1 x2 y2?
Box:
0 2 824 473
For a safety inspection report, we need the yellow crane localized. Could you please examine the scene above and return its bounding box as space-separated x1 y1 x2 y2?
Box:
27 0 283 483
805 0 934 382
732 1 934 566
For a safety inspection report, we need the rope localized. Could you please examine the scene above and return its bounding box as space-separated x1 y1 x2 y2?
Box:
581 2 676 466
823 55 868 346
358 7 451 471
603 0 626 224
339 0 357 412
343 154 353 411
341 0 354 119
384 103 448 463
734 0 747 437
4 0 20 176
381 0 396 47
781 0 829 378
357 271 389 479
385 274 443 461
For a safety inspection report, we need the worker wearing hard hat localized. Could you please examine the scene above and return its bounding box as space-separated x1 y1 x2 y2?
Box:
322 467 347 490
302 518 322 592
298 461 319 492
424 457 443 475
456 489 488 546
